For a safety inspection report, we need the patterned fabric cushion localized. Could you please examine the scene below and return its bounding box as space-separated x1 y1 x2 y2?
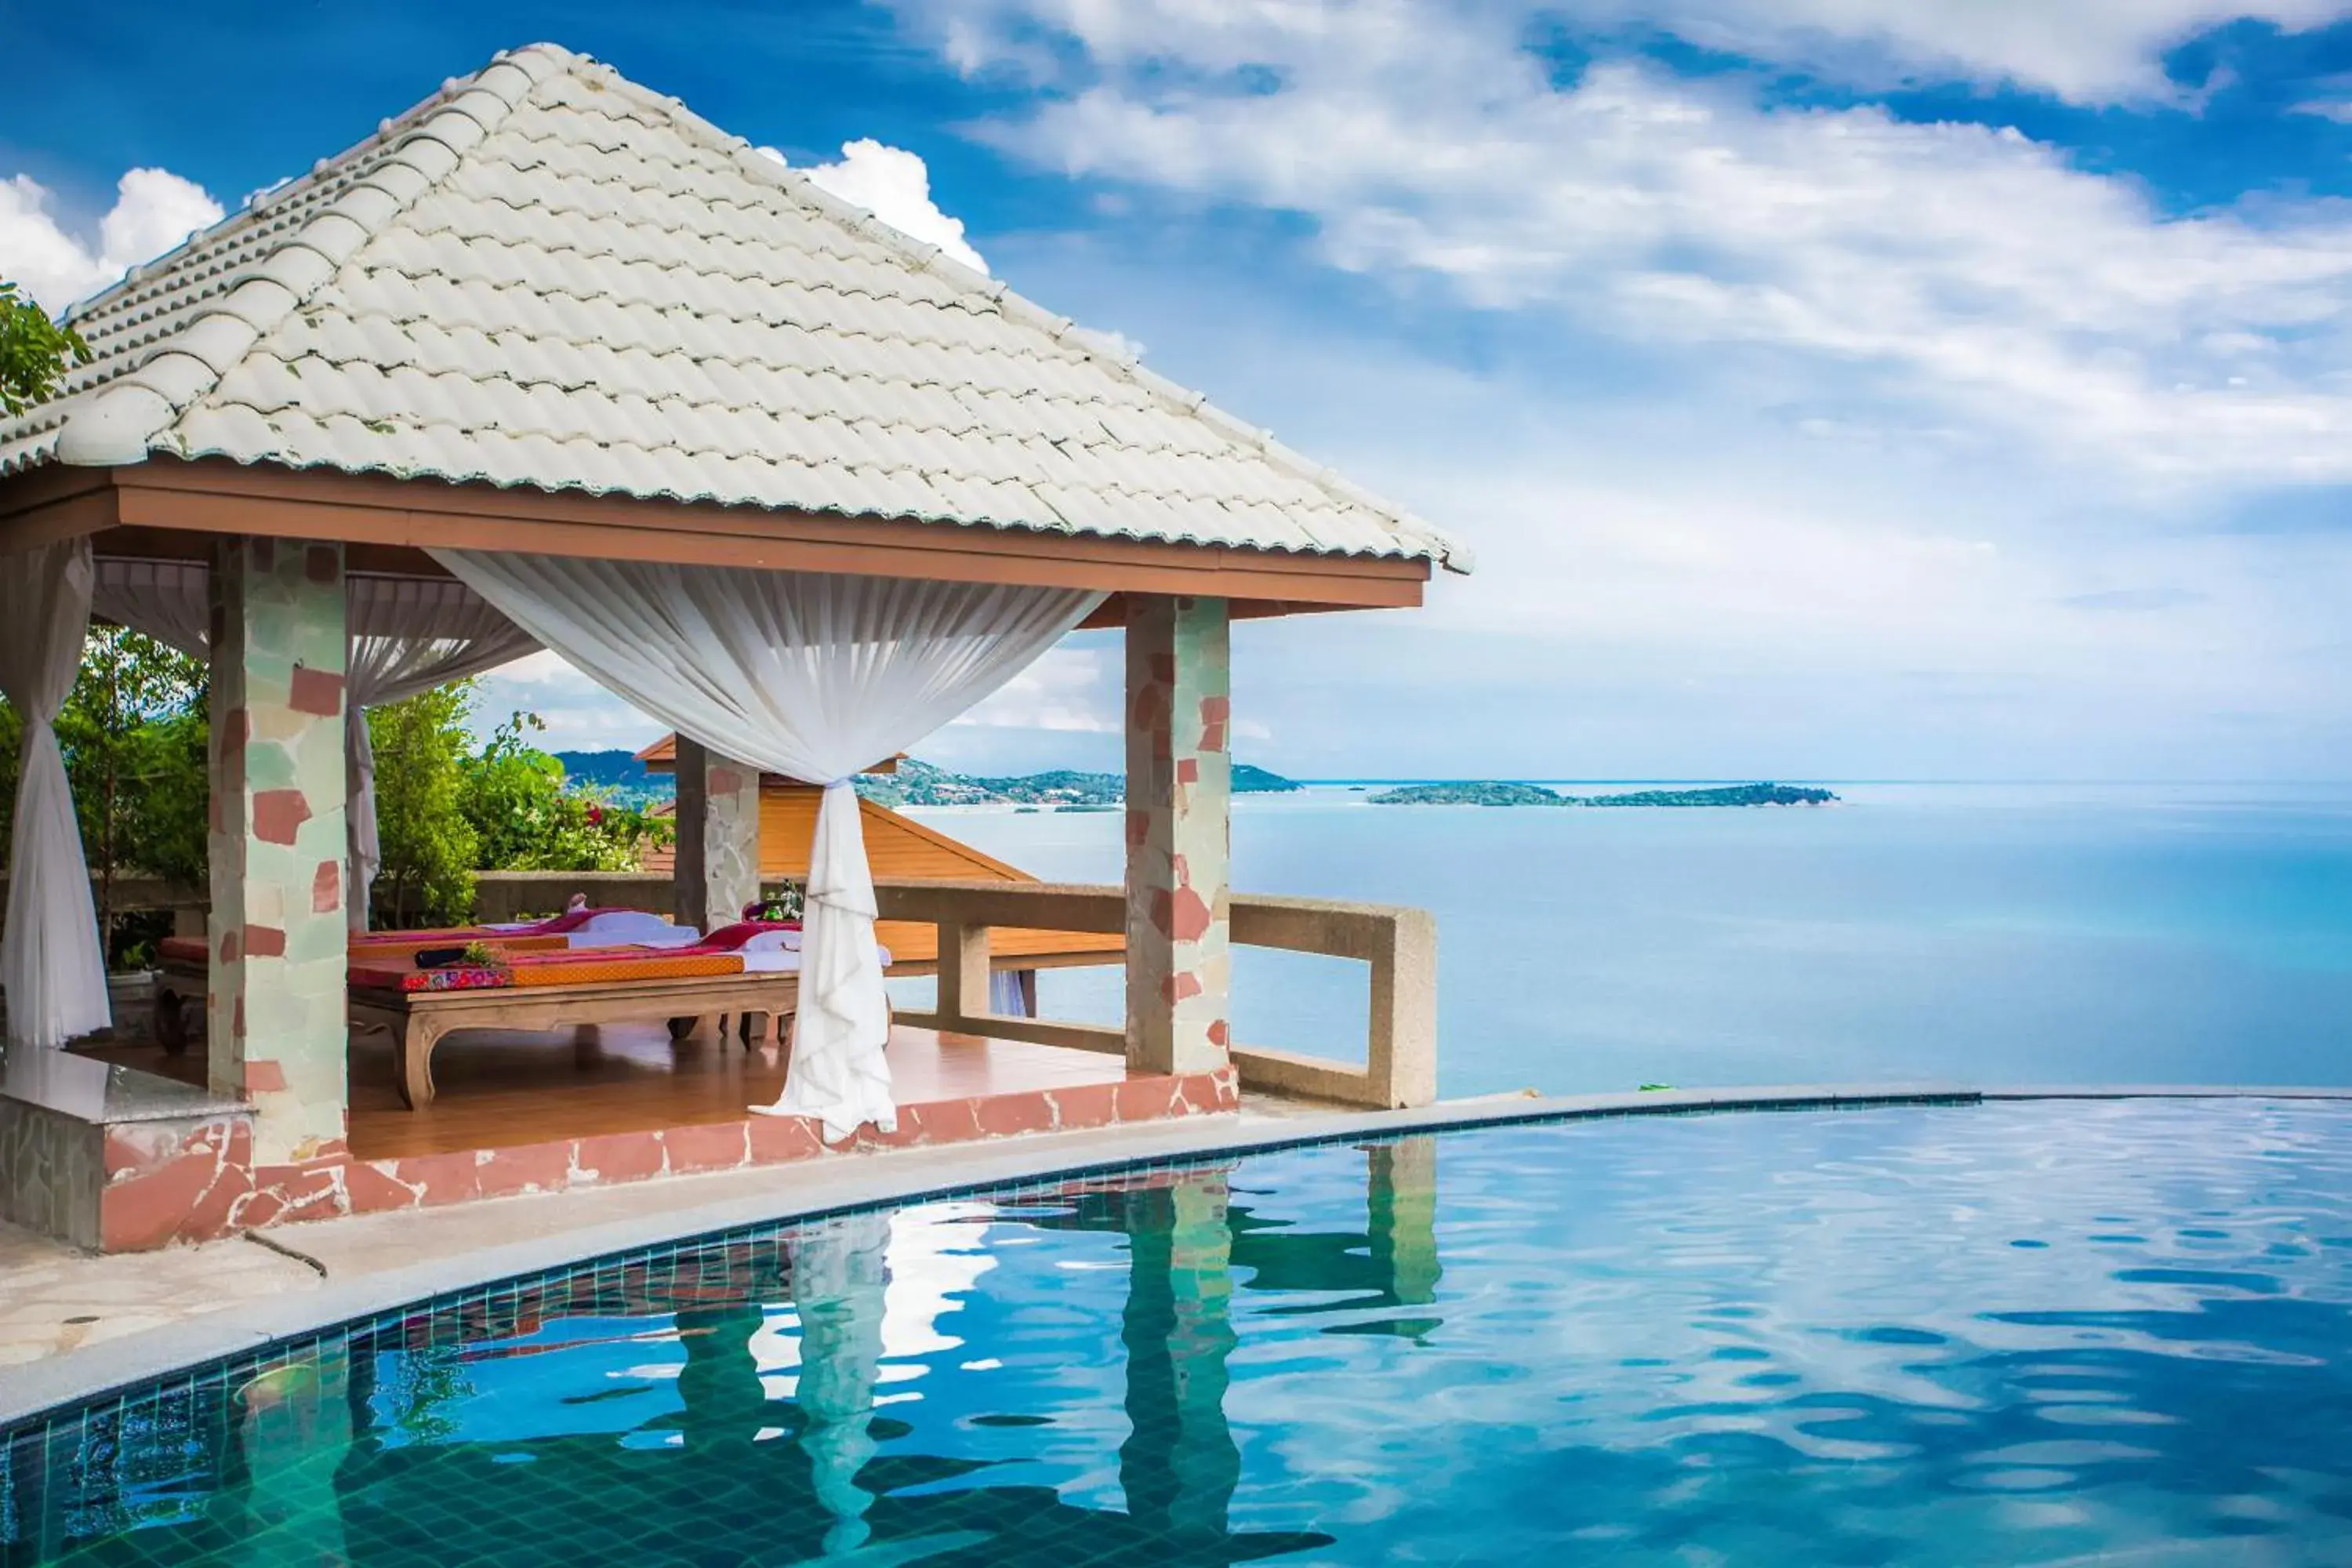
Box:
503 953 746 988
399 966 517 993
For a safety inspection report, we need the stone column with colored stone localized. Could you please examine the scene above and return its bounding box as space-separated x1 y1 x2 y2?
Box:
1123 594 1232 1077
672 736 763 930
207 538 349 1165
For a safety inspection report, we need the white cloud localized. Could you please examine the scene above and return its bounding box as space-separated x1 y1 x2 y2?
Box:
904 2 2352 486
909 0 2352 104
471 652 665 752
759 139 989 274
944 642 1118 732
964 228 2352 779
1559 0 2352 103
0 167 223 311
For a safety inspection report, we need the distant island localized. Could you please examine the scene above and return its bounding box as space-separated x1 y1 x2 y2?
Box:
867 759 1304 808
1368 782 1838 808
548 750 1303 811
546 753 1820 811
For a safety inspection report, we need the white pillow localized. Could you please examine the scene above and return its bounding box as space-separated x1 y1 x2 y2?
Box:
740 928 802 954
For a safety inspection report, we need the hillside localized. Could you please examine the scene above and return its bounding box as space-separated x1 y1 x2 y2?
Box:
550 750 1304 810
551 750 670 809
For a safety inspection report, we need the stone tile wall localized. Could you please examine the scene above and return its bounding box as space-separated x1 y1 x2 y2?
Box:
0 1102 106 1250
207 539 349 1166
671 738 763 928
1123 595 1233 1077
702 753 764 921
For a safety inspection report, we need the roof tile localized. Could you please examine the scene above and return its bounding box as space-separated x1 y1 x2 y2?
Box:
6 41 1461 572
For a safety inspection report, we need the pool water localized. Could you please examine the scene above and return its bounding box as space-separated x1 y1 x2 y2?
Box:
9 1098 2352 1564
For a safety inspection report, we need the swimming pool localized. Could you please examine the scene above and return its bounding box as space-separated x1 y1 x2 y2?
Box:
7 1098 2352 1564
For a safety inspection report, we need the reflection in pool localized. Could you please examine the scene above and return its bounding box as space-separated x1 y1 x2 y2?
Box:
9 1099 2352 1564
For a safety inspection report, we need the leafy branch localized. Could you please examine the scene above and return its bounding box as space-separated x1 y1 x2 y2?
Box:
0 281 91 416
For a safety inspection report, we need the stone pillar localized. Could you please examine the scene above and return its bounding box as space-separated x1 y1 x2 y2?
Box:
673 737 762 930
1123 595 1232 1076
208 538 348 1164
936 919 991 1024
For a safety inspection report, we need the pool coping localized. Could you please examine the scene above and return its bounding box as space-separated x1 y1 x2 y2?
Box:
6 1079 2350 1430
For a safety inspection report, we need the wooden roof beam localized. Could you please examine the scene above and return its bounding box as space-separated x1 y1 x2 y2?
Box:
0 459 1429 613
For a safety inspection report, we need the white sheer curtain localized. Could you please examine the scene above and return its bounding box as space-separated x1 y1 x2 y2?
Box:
88 560 212 655
2 539 108 1048
91 563 537 928
429 550 1102 1139
343 579 538 928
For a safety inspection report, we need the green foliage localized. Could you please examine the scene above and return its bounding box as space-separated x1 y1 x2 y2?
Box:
368 684 479 928
0 280 91 416
136 707 212 890
6 624 677 935
53 629 209 962
746 883 804 923
459 710 670 874
0 699 20 852
368 690 671 927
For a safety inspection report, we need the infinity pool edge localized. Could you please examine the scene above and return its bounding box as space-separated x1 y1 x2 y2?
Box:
9 1080 2352 1430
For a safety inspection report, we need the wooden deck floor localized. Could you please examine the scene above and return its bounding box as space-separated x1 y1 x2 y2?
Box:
80 1023 1129 1163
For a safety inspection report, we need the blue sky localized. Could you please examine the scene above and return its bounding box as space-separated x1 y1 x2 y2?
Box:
14 0 2352 780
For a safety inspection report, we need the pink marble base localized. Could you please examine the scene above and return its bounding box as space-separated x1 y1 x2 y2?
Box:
91 1067 1241 1250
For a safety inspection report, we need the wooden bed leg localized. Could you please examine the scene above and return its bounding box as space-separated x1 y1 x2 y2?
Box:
395 1020 438 1109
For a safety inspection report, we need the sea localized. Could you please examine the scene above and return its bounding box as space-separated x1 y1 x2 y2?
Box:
904 782 2352 1099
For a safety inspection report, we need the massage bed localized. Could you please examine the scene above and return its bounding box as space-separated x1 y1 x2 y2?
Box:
153 915 871 1110
349 930 809 1109
151 907 702 1051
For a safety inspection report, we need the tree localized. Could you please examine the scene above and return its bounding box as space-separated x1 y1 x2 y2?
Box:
459 710 670 873
0 280 90 416
368 684 478 927
0 699 19 854
53 628 208 959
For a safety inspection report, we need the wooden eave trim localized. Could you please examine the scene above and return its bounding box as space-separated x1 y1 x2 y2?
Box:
0 464 118 554
0 463 110 518
104 459 1430 610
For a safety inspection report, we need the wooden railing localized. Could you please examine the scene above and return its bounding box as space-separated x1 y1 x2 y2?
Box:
873 878 1438 1109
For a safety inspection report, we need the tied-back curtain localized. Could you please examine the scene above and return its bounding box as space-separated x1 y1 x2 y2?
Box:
427 550 1104 1140
89 562 538 929
343 579 539 929
1 540 108 1048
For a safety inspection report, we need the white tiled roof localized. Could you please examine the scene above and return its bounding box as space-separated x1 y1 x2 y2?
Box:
5 43 1468 574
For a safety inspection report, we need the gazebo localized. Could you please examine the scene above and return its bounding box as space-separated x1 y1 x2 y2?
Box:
0 42 1465 1249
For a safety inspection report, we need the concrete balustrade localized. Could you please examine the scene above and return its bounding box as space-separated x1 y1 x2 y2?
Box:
874 878 1438 1109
